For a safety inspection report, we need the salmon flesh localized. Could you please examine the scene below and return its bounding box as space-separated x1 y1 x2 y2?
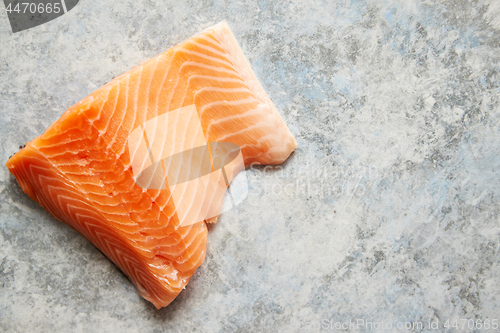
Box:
5 21 297 309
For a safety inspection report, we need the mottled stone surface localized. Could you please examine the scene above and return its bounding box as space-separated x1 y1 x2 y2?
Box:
1 0 499 332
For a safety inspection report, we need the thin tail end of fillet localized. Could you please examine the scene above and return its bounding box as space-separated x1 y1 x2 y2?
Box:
206 21 299 158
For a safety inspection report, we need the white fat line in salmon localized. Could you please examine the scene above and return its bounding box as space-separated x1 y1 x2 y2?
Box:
178 47 236 69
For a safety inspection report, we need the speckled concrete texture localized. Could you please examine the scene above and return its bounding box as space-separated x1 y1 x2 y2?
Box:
1 0 499 332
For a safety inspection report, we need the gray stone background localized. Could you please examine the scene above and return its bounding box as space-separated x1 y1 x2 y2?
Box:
1 0 499 332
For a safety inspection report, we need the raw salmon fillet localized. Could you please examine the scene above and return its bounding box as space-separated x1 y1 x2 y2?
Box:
5 21 297 309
